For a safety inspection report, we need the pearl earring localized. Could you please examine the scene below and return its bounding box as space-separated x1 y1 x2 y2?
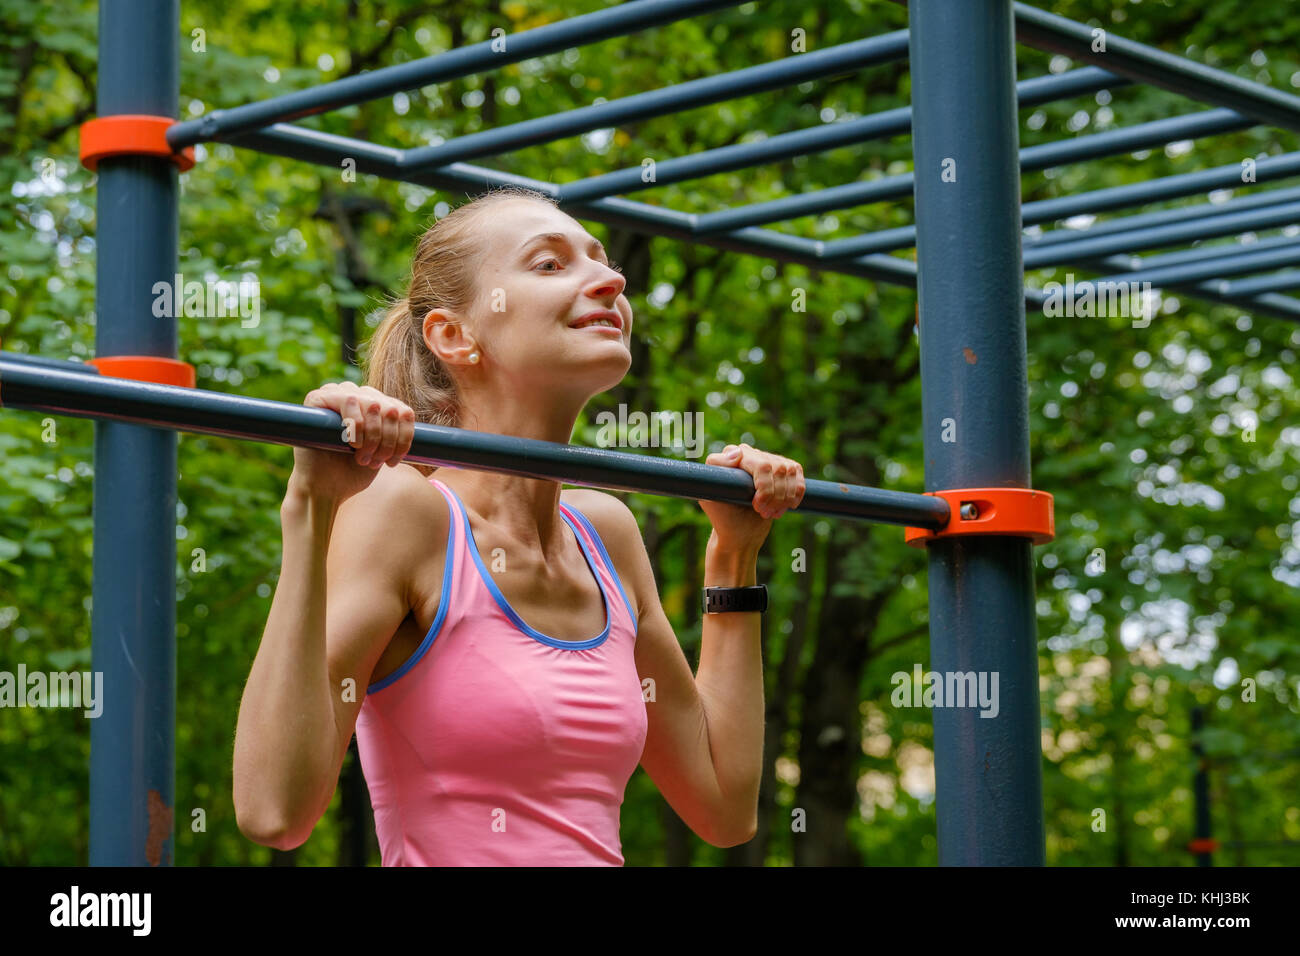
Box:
469 352 480 364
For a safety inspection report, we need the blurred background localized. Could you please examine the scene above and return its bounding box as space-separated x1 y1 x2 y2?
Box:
1 0 1297 866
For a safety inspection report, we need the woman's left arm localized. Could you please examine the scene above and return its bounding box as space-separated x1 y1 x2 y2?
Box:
572 444 803 848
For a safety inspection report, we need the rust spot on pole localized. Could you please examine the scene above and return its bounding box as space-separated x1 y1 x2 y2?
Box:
963 347 978 364
146 789 174 866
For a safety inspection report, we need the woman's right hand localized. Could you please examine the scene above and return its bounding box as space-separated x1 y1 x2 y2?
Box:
287 382 417 506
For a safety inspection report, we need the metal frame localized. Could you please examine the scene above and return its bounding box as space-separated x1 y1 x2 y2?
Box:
5 0 1297 866
0 352 949 528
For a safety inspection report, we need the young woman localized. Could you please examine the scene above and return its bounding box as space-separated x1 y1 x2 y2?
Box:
233 185 805 866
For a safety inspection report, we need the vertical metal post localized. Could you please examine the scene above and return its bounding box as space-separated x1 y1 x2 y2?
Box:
908 0 1045 865
89 0 180 865
1191 706 1213 867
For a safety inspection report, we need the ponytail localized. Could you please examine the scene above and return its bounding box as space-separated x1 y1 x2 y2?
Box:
362 297 462 477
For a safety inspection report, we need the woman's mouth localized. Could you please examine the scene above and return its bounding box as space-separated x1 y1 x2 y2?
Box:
570 310 624 332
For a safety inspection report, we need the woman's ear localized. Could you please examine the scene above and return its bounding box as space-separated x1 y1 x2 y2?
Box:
423 308 479 367
423 308 455 359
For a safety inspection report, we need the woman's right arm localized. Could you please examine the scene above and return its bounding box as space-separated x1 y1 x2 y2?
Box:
232 382 418 850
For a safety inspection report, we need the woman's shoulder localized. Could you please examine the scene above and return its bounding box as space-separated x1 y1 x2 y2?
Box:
559 488 638 537
334 463 449 554
559 488 645 603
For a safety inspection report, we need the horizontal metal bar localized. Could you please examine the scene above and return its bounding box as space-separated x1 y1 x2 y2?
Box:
0 350 104 374
167 0 745 149
1022 152 1300 227
229 122 919 285
834 152 1300 260
224 122 1050 310
1087 242 1300 287
1218 269 1300 296
1021 108 1254 168
0 353 950 529
401 30 911 172
1075 249 1300 322
1093 231 1300 272
1023 199 1300 268
559 65 1127 205
1027 184 1300 249
1014 2 1300 134
736 107 1251 243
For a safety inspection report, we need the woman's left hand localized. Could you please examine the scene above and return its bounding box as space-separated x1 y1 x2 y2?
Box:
697 443 806 554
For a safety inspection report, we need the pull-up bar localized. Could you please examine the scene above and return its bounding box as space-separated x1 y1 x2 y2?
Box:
0 352 950 530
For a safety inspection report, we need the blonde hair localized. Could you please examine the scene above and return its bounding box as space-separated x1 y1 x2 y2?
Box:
361 186 562 474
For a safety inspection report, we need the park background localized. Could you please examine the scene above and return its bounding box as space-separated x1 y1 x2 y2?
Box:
1 0 1298 865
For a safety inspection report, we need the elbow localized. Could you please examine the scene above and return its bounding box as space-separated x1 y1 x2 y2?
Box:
239 818 311 852
235 805 312 851
706 812 758 849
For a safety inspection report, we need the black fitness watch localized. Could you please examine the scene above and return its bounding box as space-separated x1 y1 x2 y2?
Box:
703 585 768 614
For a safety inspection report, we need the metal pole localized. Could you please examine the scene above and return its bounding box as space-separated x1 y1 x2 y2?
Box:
1014 2 1300 133
1087 243 1300 289
167 0 745 149
1219 270 1300 297
909 0 1045 865
1078 250 1300 323
90 0 179 866
216 123 1051 311
548 66 1126 205
1090 231 1299 271
1025 185 1300 250
696 108 1252 236
1023 199 1300 269
400 32 911 173
0 355 951 530
823 150 1300 258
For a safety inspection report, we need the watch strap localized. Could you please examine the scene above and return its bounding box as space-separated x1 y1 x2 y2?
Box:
703 584 768 614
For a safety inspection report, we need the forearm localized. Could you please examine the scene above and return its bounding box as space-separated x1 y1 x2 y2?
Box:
693 535 765 837
233 488 343 843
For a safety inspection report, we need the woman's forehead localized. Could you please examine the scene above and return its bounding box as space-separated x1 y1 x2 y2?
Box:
494 204 589 248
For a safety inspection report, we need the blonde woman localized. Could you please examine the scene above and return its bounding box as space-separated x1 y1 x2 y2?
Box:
233 185 805 865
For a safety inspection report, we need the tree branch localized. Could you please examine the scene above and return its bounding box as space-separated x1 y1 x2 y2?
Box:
869 621 929 657
342 3 451 78
29 53 96 147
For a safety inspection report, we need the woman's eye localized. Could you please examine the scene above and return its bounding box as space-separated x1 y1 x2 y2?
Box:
536 258 561 272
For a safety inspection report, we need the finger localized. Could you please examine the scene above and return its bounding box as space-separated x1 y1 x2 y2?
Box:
358 395 384 465
341 392 367 460
305 381 348 409
705 445 742 467
371 402 401 469
749 454 776 517
769 460 791 516
387 405 415 466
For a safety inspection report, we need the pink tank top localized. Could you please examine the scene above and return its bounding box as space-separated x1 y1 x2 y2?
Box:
354 474 648 866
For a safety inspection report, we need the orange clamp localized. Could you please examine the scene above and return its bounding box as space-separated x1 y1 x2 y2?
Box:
86 356 196 388
80 115 196 173
904 487 1054 548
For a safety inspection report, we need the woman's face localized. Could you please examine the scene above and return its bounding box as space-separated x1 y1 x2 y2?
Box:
463 200 634 396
